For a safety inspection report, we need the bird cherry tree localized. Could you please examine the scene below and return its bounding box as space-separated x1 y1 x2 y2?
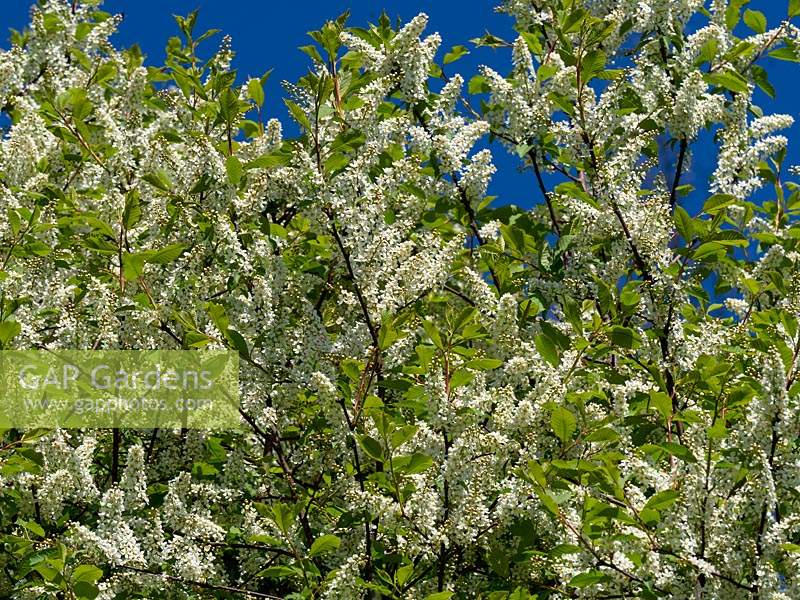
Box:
1 0 800 598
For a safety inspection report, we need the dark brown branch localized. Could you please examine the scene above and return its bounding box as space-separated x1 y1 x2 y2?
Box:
111 429 120 483
118 565 284 599
669 138 687 209
443 284 476 306
452 179 503 292
327 218 379 346
608 199 653 284
529 149 562 236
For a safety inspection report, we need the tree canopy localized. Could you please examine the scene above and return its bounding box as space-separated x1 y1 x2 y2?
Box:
1 1 800 598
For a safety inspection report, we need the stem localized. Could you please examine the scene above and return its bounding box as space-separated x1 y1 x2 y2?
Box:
118 565 284 599
529 149 561 236
328 218 379 346
111 429 120 483
669 138 687 209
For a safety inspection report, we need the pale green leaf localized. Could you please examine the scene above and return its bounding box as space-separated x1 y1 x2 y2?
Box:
309 534 340 557
551 406 577 444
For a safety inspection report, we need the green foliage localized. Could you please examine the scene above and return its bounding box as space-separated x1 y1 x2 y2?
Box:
1 0 800 598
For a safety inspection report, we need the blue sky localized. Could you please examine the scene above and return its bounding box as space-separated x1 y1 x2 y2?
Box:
2 1 799 212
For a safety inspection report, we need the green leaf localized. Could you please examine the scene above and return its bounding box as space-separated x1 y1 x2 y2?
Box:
206 302 229 333
299 44 325 63
725 0 750 30
563 8 588 33
183 331 212 347
241 119 261 137
791 0 800 17
561 297 583 333
469 32 507 48
424 593 454 600
708 418 727 439
550 543 583 556
556 181 597 209
769 45 800 62
674 205 694 241
585 427 619 442
551 406 577 444
58 87 93 120
608 325 641 349
580 49 606 80
657 442 697 463
523 461 546 490
378 320 399 351
519 30 543 55
395 564 414 587
248 78 265 107
649 391 673 420
535 333 560 367
246 151 293 169
422 320 444 350
225 328 250 357
72 564 103 583
533 485 560 516
271 503 294 534
443 44 469 64
33 560 60 582
619 283 641 310
643 489 680 511
7 208 20 236
309 534 340 557
450 368 474 388
394 453 433 474
703 193 737 214
269 223 288 239
704 69 749 94
73 582 99 600
541 322 571 350
713 230 748 245
465 358 503 370
390 424 418 449
257 565 301 578
515 143 533 158
24 240 51 257
147 243 187 265
0 321 22 347
122 191 142 229
122 252 146 280
21 520 45 538
189 173 213 195
570 571 609 588
357 435 384 461
324 152 349 174
248 533 284 547
284 99 311 131
340 359 361 382
743 9 767 33
693 241 727 260
467 75 490 94
218 88 241 128
751 65 775 99
226 155 242 185
192 461 218 478
142 169 172 192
